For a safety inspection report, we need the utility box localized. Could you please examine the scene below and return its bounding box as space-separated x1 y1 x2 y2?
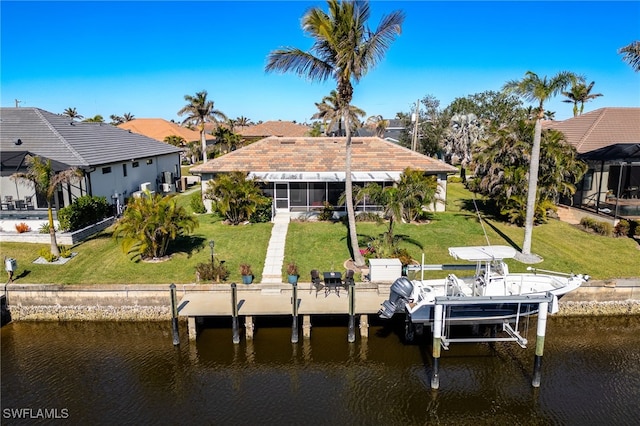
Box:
368 258 402 283
5 258 17 272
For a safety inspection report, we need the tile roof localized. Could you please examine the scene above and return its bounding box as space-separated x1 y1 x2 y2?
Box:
543 107 640 153
118 118 205 142
0 108 182 167
237 121 311 137
191 136 457 174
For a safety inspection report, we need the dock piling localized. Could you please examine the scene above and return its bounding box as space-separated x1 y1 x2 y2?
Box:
532 301 549 388
169 284 180 346
231 283 240 344
302 315 312 339
431 304 443 389
347 281 356 343
291 282 299 343
359 314 369 338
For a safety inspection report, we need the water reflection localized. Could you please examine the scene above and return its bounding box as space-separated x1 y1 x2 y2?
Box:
1 316 639 425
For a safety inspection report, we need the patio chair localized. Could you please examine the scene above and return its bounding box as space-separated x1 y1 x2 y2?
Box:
343 269 355 289
2 195 15 210
14 199 26 210
24 196 35 210
310 269 325 297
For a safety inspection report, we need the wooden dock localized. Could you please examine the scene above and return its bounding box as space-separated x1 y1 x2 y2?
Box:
176 282 391 341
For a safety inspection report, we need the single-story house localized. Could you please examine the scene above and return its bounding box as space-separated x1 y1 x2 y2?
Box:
1 108 183 214
190 136 458 216
543 107 640 218
118 118 206 144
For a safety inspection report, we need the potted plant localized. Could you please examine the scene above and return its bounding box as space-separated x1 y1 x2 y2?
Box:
286 261 298 284
240 263 253 284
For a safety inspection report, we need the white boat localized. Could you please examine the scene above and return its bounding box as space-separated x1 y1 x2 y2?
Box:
378 245 589 327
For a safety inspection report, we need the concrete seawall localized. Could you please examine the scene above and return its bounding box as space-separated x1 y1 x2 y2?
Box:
2 279 639 322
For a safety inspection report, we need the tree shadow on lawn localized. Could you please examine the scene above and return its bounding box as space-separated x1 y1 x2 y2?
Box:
168 235 207 258
459 198 522 251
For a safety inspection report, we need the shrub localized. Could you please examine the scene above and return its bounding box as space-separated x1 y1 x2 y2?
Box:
592 221 613 236
580 217 613 236
39 247 58 262
196 260 229 282
317 202 335 221
15 222 31 233
579 217 596 230
38 222 55 234
190 191 206 214
249 197 272 223
113 192 198 260
59 246 72 258
354 212 383 223
58 195 110 232
614 219 630 237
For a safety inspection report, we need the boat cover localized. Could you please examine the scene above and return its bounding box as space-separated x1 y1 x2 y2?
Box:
448 246 517 261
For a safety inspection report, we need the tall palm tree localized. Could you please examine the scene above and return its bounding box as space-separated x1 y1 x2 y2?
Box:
62 107 83 121
562 81 603 116
366 115 388 138
619 41 640 72
313 90 365 136
235 116 250 130
503 71 579 258
11 155 82 257
266 0 404 267
123 112 135 122
177 90 227 162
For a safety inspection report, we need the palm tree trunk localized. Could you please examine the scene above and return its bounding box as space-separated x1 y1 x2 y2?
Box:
344 112 365 267
47 200 60 257
522 117 542 255
201 128 208 162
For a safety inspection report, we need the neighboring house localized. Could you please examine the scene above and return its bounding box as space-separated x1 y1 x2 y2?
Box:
543 107 640 218
190 136 458 215
237 121 312 143
0 108 183 213
356 118 406 143
118 118 206 144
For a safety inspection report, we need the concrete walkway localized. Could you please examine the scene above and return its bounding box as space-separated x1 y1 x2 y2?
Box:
260 212 290 283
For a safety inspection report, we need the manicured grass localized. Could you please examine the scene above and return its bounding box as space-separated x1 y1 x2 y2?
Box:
1 183 638 284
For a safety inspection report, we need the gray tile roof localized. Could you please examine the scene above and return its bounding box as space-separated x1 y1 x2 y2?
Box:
0 108 182 167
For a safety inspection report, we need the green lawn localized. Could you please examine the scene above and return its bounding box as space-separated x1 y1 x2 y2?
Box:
1 183 638 284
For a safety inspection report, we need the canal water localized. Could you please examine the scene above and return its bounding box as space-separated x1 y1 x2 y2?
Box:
2 315 639 425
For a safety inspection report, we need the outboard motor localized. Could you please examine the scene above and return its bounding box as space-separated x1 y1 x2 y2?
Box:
378 277 414 319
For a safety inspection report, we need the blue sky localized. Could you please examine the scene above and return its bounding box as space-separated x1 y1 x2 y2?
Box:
2 1 639 124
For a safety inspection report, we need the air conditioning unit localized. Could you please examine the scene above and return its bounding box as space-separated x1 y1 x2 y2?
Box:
140 182 152 192
132 191 143 198
161 183 175 193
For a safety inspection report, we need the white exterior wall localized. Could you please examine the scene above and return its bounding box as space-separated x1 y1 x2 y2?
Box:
89 154 181 204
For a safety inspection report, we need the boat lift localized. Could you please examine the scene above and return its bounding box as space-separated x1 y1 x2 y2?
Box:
430 292 556 390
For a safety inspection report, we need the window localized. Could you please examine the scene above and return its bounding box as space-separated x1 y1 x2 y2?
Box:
102 167 111 174
122 164 127 177
132 161 139 168
577 169 594 191
146 159 153 165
